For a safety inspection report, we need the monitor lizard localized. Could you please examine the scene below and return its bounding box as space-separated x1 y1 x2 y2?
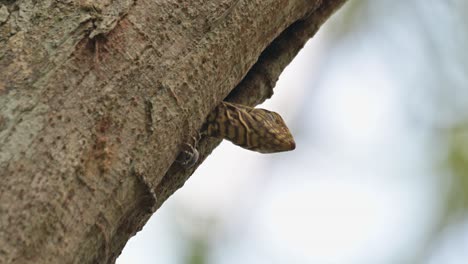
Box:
178 101 295 168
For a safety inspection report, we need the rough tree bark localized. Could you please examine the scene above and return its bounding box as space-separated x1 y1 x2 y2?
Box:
0 0 347 263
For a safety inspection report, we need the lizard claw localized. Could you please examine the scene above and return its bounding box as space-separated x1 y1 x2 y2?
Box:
176 137 200 169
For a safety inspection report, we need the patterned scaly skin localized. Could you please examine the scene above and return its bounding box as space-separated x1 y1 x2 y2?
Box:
202 102 295 153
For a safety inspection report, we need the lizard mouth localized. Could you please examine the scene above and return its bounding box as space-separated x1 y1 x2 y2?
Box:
289 140 296 150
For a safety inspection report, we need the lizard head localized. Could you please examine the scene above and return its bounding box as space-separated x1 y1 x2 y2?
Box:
204 102 296 154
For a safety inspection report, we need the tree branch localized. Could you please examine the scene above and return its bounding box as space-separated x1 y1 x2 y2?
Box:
0 0 347 263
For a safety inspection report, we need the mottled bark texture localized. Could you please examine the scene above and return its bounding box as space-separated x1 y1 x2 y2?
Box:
0 0 347 263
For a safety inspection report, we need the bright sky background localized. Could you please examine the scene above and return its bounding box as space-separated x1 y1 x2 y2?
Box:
118 1 467 263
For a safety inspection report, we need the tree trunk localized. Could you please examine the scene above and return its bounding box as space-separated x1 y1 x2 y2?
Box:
0 0 347 263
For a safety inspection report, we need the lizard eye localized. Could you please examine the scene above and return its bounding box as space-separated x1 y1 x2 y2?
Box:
265 113 276 122
267 112 282 124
